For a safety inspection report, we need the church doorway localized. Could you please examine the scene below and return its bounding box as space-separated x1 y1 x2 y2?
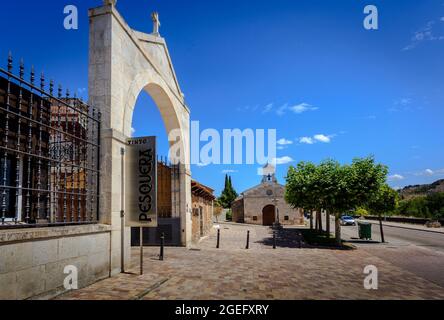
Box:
262 205 276 226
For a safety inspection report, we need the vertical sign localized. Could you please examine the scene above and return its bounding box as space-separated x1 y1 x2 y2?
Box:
126 136 158 227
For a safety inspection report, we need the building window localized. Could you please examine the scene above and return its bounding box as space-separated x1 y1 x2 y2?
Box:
253 216 258 221
284 216 289 221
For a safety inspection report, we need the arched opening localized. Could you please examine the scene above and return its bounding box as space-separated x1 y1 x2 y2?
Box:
131 91 170 157
122 79 188 165
129 87 182 246
262 205 276 226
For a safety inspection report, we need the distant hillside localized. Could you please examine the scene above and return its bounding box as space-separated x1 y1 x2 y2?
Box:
399 179 444 200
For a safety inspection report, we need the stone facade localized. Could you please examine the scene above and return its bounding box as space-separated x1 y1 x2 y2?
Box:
191 181 215 243
88 1 193 276
232 166 304 226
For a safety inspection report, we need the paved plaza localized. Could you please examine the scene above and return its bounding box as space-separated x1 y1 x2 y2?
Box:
57 223 444 300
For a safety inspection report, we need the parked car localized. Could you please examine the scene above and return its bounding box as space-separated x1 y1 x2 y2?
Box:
340 215 356 226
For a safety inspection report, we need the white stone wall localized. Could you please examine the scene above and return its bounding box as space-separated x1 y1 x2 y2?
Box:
237 183 304 226
0 225 111 300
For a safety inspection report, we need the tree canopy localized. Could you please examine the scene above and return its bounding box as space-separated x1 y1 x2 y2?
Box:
285 156 389 245
218 175 238 209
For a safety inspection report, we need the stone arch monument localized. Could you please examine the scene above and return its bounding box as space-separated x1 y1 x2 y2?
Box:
88 1 192 274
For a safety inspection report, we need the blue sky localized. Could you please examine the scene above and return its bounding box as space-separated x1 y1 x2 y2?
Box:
1 0 443 195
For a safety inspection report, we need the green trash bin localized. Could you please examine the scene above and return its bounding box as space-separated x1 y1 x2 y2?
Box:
358 222 372 240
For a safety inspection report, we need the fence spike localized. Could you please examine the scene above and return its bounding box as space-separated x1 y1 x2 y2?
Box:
40 72 45 91
19 59 24 79
30 65 35 85
49 79 54 96
7 51 13 72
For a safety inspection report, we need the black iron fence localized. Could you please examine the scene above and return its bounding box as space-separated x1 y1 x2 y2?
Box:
0 53 101 229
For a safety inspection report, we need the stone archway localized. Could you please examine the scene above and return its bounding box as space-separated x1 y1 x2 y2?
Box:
262 205 276 226
88 2 192 275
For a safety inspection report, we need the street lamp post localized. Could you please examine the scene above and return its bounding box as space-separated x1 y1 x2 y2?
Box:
272 182 281 230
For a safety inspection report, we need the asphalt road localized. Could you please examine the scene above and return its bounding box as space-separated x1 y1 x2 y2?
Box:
337 220 444 253
321 216 444 288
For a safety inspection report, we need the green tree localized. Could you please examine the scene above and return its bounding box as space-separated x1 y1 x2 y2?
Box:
355 207 369 217
286 156 388 246
367 184 399 243
397 192 444 220
218 175 238 209
315 159 342 237
426 192 444 220
331 157 388 245
285 162 320 230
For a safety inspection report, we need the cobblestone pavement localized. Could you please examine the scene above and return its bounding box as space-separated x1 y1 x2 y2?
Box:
57 223 444 300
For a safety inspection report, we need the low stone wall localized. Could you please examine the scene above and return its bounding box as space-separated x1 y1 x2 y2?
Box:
363 216 444 225
0 224 112 300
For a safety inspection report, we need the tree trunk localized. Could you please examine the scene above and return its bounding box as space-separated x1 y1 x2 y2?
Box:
326 210 330 238
318 210 323 233
309 211 313 230
315 211 318 231
335 215 341 247
379 214 385 243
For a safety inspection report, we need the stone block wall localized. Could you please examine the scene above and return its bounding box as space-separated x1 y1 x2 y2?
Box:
191 195 214 243
0 225 111 300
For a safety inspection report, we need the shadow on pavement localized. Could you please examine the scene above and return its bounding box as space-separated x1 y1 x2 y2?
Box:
256 227 304 249
258 227 361 251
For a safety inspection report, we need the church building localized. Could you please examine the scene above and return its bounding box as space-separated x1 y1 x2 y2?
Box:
232 164 304 226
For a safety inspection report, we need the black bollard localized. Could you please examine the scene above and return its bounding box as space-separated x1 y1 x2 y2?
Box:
273 231 277 249
216 229 220 249
246 231 250 250
160 233 165 261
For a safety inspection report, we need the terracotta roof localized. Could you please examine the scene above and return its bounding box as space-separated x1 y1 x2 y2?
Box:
191 180 216 200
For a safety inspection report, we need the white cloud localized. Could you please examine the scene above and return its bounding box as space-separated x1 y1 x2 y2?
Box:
412 168 444 176
389 98 414 112
222 169 238 174
196 162 209 167
398 98 412 106
275 102 318 116
289 103 318 114
237 105 259 112
276 104 288 116
440 17 444 22
272 156 294 165
130 127 136 137
403 20 444 51
262 103 273 114
277 138 293 146
314 134 331 143
299 134 336 145
299 137 314 145
388 174 405 181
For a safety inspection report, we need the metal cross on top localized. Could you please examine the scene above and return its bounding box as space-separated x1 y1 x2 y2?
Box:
152 12 161 36
104 0 117 6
